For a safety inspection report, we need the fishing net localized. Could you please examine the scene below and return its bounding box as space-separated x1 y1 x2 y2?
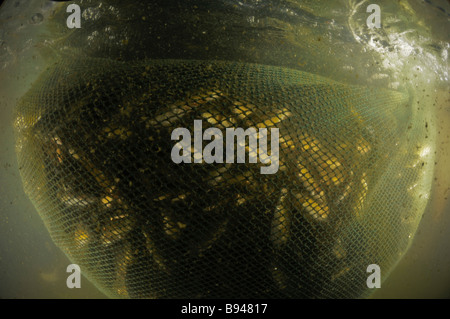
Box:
14 56 429 298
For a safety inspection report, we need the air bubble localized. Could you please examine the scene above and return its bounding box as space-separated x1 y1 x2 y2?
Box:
30 13 43 25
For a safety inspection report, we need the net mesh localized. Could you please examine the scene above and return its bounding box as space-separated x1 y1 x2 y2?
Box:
14 57 425 298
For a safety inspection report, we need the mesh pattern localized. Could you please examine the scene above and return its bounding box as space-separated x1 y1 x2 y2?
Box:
14 57 421 298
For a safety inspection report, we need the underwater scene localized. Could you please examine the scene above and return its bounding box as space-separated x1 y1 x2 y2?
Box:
0 0 449 299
